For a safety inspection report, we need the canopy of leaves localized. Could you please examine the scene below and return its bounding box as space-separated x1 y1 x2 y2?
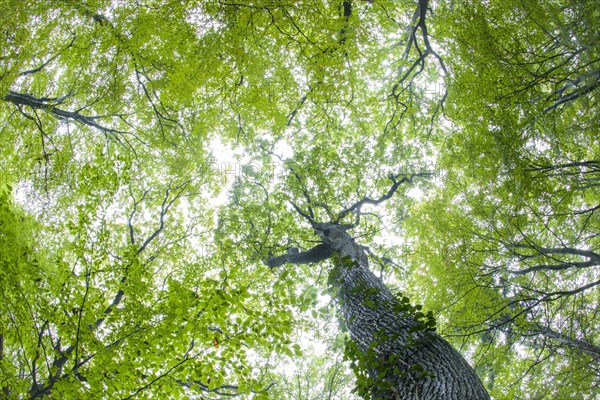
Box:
0 0 598 398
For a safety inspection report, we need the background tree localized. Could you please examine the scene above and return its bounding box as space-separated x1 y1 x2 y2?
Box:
404 1 600 398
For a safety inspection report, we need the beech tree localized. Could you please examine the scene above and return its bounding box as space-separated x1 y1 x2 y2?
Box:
264 188 490 399
1 0 597 399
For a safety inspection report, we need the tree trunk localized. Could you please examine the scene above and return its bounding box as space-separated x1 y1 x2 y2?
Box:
317 223 490 399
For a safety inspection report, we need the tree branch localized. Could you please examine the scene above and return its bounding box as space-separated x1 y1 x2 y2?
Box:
530 323 600 359
264 244 333 268
4 91 125 141
337 172 431 222
508 244 600 275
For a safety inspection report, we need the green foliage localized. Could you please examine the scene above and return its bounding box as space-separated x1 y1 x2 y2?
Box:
343 327 435 400
403 1 600 398
329 255 438 398
1 0 598 398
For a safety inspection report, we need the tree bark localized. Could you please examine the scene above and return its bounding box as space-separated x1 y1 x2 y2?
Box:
315 223 490 399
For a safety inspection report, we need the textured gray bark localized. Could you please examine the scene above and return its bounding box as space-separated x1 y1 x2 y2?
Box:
268 222 490 399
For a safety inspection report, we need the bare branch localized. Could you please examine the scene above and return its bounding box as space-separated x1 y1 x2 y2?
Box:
289 200 315 225
4 91 125 141
19 35 77 76
264 244 333 268
530 323 600 359
127 187 151 245
337 172 431 222
507 245 600 275
137 180 190 255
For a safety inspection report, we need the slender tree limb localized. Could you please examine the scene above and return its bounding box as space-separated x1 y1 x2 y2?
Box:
509 260 600 275
19 35 77 76
4 91 125 141
529 323 600 359
337 172 431 222
512 244 600 258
